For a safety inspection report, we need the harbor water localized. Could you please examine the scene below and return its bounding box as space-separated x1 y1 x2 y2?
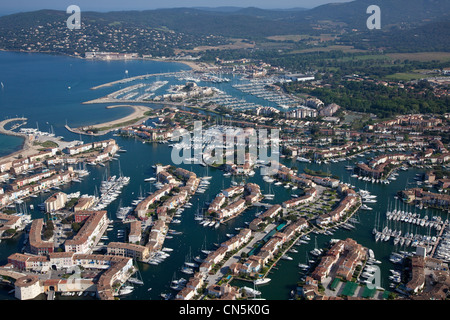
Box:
0 51 448 300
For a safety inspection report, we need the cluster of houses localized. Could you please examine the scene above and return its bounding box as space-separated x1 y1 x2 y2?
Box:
0 139 120 209
407 256 450 299
176 228 253 300
155 82 216 102
176 273 241 301
3 164 201 300
316 188 360 227
207 183 262 222
119 124 175 142
138 168 200 254
282 188 317 209
400 188 450 209
371 114 444 131
6 251 134 300
310 238 367 283
0 168 77 208
223 153 257 176
28 210 109 256
271 161 360 227
232 218 309 277
5 208 139 300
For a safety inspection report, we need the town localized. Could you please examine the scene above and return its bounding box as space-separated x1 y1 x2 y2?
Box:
0 1 449 303
1 97 449 300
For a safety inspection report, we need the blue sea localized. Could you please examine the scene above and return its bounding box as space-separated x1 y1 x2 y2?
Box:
0 51 190 135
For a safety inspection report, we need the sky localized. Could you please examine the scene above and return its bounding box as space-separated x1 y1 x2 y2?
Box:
0 0 354 15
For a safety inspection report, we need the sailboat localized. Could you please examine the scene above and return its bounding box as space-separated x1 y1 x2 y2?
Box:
202 165 212 180
183 247 198 270
310 237 322 257
298 252 311 270
263 182 274 199
201 237 212 255
241 285 261 297
118 284 134 295
194 201 204 221
128 262 144 285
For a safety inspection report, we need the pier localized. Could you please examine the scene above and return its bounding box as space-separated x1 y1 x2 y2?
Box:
0 118 31 161
0 117 28 137
430 221 449 257
90 72 181 90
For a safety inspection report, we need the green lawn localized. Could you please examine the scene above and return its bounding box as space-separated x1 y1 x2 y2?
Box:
385 72 438 81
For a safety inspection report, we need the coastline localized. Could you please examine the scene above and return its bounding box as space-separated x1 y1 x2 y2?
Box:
65 104 154 136
0 118 69 163
88 58 213 90
140 56 213 72
0 118 31 163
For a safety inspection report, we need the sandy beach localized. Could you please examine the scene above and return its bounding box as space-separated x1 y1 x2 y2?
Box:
66 104 153 136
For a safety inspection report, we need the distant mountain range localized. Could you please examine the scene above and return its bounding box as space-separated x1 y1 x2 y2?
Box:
0 0 448 55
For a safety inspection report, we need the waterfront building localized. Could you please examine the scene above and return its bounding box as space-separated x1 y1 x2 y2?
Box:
107 242 150 261
206 283 239 300
400 188 450 209
242 255 263 274
249 218 264 231
0 213 22 235
310 238 367 282
85 52 138 60
9 169 56 190
221 228 252 252
282 188 317 209
208 193 226 214
316 189 360 226
63 139 117 156
128 220 142 244
260 204 282 220
222 186 245 198
0 160 13 173
14 275 42 300
406 256 426 293
244 183 262 204
44 192 68 213
300 276 322 300
73 196 95 212
157 170 179 185
29 219 54 256
135 184 173 219
217 198 246 220
64 211 108 254
174 167 197 180
176 286 196 300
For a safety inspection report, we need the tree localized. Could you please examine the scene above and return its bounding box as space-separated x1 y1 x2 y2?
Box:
72 222 81 232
